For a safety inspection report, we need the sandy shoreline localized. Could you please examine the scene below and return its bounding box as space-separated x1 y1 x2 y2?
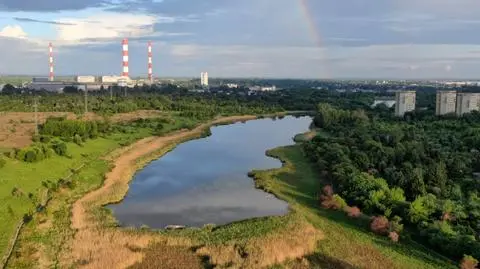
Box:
66 115 257 269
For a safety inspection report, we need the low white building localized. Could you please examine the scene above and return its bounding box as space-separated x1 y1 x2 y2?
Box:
372 99 396 108
75 76 96 83
250 85 277 92
226 83 238 88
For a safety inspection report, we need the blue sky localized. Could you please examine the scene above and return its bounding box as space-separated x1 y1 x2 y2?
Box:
1 0 480 78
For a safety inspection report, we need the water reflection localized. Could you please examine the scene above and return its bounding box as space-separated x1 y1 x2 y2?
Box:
109 116 312 228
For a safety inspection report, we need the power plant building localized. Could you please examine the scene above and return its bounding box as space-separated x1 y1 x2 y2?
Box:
394 91 416 117
75 76 96 83
456 93 480 116
436 91 457 116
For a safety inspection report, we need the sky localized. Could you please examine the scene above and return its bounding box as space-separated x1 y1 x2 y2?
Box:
1 0 480 79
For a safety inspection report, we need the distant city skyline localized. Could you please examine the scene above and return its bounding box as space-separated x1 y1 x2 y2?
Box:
1 0 480 78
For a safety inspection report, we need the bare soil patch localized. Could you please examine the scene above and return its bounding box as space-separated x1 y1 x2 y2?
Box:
0 110 164 149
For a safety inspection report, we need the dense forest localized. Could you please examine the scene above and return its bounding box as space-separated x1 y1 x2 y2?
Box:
304 103 480 262
0 85 376 114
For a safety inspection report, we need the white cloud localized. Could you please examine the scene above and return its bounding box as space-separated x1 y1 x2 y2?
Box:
55 12 158 42
0 25 27 39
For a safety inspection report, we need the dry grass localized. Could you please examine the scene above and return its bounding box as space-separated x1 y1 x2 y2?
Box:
129 244 205 269
197 220 323 269
0 110 164 148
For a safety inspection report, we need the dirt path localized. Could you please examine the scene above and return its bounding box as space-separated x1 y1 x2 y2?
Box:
66 115 256 269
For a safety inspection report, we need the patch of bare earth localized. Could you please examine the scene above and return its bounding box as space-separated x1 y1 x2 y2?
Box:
0 110 164 149
197 221 323 269
63 116 257 269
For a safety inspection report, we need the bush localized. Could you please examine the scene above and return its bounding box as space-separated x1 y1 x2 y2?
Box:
460 255 478 269
74 134 83 146
0 157 6 168
371 216 390 235
346 206 362 218
51 140 68 156
24 149 37 163
389 232 399 242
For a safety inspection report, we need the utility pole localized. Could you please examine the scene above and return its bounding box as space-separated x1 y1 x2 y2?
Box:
110 86 113 100
33 96 38 136
84 85 88 115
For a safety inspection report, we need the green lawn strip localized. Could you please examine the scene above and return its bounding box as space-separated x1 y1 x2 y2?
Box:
252 146 456 269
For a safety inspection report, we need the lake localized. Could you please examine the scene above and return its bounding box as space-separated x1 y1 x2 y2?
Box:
109 116 312 228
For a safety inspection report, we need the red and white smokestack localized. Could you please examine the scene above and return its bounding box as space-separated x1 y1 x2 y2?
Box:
122 38 129 77
49 42 54 81
148 41 153 82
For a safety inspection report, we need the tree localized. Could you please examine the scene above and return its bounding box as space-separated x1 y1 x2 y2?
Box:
408 194 437 224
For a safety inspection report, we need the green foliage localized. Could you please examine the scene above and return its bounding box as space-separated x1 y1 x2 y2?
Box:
303 103 480 261
51 140 68 156
408 194 437 224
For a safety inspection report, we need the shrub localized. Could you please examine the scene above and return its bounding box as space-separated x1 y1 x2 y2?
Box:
460 255 478 269
0 157 6 168
346 206 362 218
74 134 83 145
332 194 347 210
24 149 37 163
389 232 399 242
371 216 390 235
390 216 404 233
51 140 68 156
23 213 33 223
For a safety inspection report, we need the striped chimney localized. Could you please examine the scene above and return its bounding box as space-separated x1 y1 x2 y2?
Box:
122 38 129 77
49 42 54 81
148 41 153 82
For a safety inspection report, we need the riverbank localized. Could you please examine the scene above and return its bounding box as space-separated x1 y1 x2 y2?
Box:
67 115 265 268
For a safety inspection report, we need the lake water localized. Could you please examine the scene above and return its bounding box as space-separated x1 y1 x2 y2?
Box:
109 116 312 228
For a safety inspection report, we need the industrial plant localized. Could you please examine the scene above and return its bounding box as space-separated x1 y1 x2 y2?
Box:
27 38 157 92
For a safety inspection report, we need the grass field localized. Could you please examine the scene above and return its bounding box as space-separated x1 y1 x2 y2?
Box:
3 118 458 268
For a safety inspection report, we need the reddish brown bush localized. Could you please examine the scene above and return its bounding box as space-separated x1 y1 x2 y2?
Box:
460 255 479 269
442 212 451 221
346 206 362 218
388 232 399 243
370 216 390 235
319 185 335 209
322 185 334 197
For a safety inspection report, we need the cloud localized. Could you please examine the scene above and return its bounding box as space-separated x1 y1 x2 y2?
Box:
13 17 76 25
0 0 109 11
0 25 27 38
55 12 158 42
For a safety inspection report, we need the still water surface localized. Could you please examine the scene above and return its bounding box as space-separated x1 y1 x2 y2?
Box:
109 116 312 228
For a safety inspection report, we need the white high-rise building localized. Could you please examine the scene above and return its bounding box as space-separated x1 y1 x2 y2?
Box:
395 91 416 117
456 93 480 116
436 91 457 116
200 72 209 87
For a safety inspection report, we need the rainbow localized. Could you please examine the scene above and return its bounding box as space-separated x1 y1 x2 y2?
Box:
298 0 330 78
